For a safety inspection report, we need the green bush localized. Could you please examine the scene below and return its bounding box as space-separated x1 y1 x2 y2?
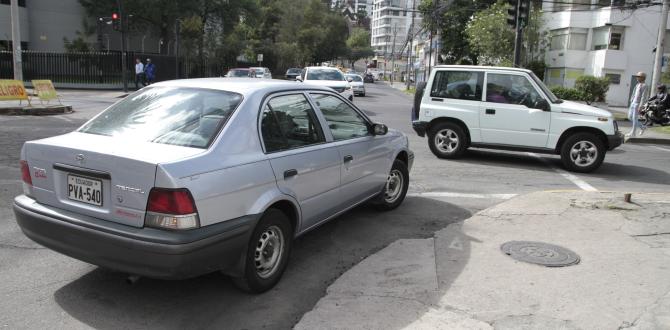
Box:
550 86 583 101
575 75 610 104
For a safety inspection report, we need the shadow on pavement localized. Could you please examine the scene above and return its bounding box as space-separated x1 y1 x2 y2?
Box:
53 197 471 330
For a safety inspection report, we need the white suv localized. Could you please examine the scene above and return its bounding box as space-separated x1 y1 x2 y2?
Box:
412 66 623 172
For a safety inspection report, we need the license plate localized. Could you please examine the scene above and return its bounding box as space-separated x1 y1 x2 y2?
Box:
67 175 103 206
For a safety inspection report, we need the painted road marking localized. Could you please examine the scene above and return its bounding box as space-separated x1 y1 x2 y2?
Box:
651 146 670 153
527 152 598 192
409 192 517 199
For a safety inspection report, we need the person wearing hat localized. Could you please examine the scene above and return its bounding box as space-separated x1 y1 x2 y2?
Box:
144 58 156 85
647 84 669 121
626 71 648 139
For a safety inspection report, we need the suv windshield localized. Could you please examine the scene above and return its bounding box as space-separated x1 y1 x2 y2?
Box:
79 87 243 148
307 69 344 81
529 72 560 103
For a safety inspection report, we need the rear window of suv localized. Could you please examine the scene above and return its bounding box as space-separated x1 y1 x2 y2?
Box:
78 87 243 149
431 71 484 101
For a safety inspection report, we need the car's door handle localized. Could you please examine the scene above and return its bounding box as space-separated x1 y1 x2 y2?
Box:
344 155 354 163
485 109 496 115
284 169 298 179
431 98 444 102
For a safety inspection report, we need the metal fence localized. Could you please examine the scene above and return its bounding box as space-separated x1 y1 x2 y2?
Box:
0 51 222 89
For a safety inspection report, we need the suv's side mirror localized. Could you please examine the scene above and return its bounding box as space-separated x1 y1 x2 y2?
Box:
372 123 388 135
296 76 303 82
347 77 353 83
534 99 550 111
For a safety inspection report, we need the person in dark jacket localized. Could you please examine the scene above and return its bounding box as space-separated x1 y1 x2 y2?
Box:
648 84 669 107
144 58 156 85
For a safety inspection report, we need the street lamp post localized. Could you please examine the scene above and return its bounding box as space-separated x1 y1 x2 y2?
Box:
10 0 22 81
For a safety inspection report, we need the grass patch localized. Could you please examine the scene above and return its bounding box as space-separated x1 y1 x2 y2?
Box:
650 125 670 135
612 112 628 121
404 87 416 95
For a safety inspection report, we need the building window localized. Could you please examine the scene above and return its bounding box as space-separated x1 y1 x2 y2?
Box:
550 28 587 51
605 73 621 84
0 0 26 6
592 26 624 50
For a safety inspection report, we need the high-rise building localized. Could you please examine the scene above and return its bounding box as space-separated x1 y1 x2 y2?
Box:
370 0 421 73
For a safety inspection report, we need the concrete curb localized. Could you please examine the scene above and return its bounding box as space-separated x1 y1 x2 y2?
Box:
627 137 670 145
0 105 73 116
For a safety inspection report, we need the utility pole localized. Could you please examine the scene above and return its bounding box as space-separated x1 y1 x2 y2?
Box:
175 20 180 79
116 0 128 93
651 0 670 92
507 0 529 67
390 24 398 85
406 0 416 90
10 0 22 81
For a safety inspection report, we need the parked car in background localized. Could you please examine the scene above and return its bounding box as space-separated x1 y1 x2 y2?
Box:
412 65 623 172
285 68 302 80
297 66 354 101
249 67 272 79
364 73 375 83
345 74 366 97
14 79 412 293
225 68 251 78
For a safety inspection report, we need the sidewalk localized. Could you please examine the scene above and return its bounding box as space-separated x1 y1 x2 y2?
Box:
295 191 670 329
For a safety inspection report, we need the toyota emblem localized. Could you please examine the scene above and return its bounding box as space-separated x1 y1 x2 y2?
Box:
75 154 85 164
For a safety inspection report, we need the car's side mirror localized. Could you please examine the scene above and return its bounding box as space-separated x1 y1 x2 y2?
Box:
372 123 388 135
296 76 303 82
534 99 550 111
347 77 353 83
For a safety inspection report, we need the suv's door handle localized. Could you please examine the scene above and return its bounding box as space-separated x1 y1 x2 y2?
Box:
485 109 496 115
284 169 298 179
344 155 354 163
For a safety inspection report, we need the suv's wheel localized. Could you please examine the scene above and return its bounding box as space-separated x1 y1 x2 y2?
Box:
560 132 606 173
233 208 292 293
372 159 409 211
428 122 468 159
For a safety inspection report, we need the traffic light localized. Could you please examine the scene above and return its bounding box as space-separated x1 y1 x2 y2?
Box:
506 0 518 29
112 12 120 31
519 0 530 27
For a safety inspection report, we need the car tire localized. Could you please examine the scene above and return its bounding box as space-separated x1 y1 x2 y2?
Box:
232 208 292 293
427 122 468 159
372 159 409 211
361 93 365 97
349 95 354 102
560 132 606 173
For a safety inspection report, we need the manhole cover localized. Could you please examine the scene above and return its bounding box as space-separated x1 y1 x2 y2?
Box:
501 241 580 267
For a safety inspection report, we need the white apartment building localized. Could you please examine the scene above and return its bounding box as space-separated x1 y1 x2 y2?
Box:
543 0 669 106
370 0 421 73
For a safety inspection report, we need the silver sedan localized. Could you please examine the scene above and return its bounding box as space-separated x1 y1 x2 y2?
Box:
13 78 413 293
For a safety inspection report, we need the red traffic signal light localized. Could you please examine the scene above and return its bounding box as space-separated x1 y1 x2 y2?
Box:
112 13 119 20
112 12 120 31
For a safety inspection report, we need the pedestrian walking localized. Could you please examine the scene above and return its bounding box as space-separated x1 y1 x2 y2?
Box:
626 71 648 140
144 58 156 85
134 58 145 90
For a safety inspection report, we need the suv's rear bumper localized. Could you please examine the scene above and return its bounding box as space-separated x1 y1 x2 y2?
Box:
412 121 428 137
608 131 624 150
13 195 258 279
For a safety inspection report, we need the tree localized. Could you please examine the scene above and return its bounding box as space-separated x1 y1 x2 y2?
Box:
346 28 374 65
465 0 546 66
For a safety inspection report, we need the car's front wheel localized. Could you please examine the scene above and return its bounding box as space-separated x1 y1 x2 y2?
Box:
233 208 292 293
428 122 468 159
372 159 409 211
560 132 606 173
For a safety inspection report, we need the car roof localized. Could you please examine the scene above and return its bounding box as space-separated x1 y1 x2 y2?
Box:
229 68 249 70
305 66 341 71
433 65 532 74
151 78 333 96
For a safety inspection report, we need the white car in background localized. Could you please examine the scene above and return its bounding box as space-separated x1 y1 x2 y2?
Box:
249 67 272 79
345 74 366 97
297 66 354 102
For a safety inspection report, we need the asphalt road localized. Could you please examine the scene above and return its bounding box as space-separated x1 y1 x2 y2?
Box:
1 83 669 329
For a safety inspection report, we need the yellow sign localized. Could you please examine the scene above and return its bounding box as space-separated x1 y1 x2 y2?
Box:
32 80 58 100
0 80 28 101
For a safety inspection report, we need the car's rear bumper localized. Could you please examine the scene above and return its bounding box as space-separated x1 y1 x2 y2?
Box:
412 121 428 137
13 195 258 279
608 131 624 150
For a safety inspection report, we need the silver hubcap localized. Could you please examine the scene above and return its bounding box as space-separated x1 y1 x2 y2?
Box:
569 141 598 167
254 225 284 279
384 169 404 203
434 129 459 153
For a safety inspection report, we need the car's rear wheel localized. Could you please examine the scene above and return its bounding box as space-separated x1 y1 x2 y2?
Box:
428 122 468 159
233 208 292 293
560 132 606 173
372 159 409 211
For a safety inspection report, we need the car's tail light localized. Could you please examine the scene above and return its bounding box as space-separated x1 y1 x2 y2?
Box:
145 188 199 230
20 160 32 185
20 160 33 197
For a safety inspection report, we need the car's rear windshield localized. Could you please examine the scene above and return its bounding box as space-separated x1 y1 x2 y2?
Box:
307 69 344 81
346 75 363 82
230 69 249 77
78 87 243 149
287 68 301 74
